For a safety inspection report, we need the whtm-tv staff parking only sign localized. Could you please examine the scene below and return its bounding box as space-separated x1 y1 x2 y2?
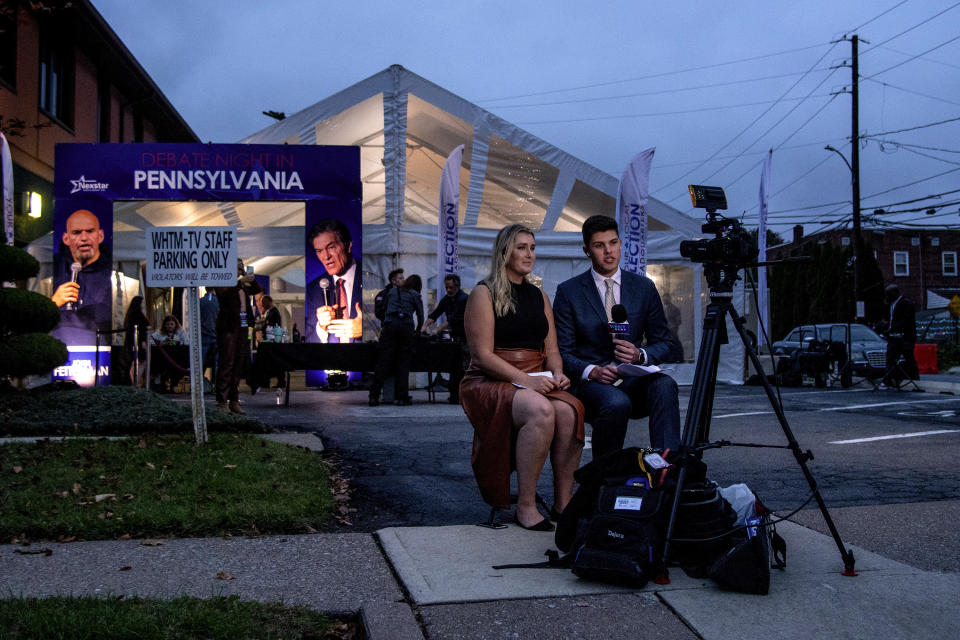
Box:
145 227 238 287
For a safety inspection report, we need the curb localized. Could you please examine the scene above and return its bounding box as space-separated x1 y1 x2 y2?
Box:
361 602 425 640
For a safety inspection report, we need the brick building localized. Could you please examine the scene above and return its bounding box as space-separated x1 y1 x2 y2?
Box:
769 224 960 311
0 0 197 245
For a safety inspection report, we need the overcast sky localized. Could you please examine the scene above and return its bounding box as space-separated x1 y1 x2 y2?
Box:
91 0 960 237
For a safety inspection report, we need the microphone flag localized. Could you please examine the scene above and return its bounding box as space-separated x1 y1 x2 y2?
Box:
437 144 464 289
758 150 772 337
1 132 12 246
616 147 655 275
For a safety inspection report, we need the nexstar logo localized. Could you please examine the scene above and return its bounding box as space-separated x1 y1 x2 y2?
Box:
70 176 110 194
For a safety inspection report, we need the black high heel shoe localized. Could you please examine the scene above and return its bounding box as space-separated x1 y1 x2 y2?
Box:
513 512 554 532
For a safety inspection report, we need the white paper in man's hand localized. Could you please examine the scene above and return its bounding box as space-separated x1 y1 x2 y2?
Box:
616 362 661 377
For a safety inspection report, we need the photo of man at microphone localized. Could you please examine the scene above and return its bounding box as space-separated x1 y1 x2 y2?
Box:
51 207 113 345
304 216 362 344
552 214 682 461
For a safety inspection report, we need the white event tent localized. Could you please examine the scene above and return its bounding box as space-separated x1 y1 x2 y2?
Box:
30 65 748 383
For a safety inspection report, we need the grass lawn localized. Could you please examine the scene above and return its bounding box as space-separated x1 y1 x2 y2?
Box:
0 433 334 541
0 595 350 639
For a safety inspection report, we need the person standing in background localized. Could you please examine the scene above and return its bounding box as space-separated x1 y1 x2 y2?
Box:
199 289 220 393
423 273 469 404
369 274 424 406
214 260 263 414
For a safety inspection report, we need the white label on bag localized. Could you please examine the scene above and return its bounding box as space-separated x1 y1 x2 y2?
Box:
614 496 644 511
643 453 669 469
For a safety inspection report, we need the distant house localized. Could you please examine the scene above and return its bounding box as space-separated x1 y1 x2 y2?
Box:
0 0 197 245
768 224 960 311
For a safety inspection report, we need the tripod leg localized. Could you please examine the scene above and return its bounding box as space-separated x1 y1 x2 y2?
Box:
728 309 857 575
659 299 726 573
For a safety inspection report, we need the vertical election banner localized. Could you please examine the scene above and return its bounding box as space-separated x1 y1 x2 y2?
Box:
616 148 655 275
1 132 12 245
437 144 464 285
758 150 772 336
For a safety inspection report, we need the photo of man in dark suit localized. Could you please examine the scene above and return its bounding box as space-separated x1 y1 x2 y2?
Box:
553 215 682 459
305 218 362 343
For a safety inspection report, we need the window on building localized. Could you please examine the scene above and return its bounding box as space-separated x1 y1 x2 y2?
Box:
893 251 909 276
97 75 111 142
0 1 15 89
911 237 920 246
944 252 958 277
38 27 74 127
840 236 850 246
931 237 940 247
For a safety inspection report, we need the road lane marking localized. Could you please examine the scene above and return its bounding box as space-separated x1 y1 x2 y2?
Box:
820 398 960 411
713 411 775 418
830 429 959 444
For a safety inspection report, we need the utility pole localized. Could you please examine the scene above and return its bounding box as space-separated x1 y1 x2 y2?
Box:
850 35 864 320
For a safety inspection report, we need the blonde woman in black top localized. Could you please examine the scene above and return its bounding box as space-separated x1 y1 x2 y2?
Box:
460 224 584 531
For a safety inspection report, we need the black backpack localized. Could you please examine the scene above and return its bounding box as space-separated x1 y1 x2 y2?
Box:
555 448 674 587
373 286 391 322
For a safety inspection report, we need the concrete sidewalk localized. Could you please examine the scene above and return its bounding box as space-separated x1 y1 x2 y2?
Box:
3 511 958 639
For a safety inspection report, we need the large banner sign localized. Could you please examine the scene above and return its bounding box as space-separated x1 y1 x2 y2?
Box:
437 145 463 284
53 143 361 387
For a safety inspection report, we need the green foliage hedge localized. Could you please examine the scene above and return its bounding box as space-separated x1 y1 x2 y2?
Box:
0 243 40 281
0 287 61 334
0 332 68 378
0 385 270 436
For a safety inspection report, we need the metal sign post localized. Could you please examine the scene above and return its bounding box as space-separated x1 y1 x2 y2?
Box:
145 226 238 445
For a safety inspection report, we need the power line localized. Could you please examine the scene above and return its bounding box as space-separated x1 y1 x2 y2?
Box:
876 44 960 70
515 93 835 125
656 138 845 169
489 70 828 109
653 44 841 197
861 115 960 137
479 43 831 103
862 78 960 108
874 139 960 154
861 1 960 53
897 145 960 166
862 166 960 199
863 33 960 80
849 0 910 32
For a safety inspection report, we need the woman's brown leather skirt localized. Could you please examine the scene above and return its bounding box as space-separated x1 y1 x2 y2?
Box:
460 348 585 509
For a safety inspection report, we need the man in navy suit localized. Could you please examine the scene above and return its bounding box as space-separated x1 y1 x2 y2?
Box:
305 218 363 343
553 215 682 459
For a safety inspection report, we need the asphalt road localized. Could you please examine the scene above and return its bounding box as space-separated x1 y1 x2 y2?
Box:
267 383 960 534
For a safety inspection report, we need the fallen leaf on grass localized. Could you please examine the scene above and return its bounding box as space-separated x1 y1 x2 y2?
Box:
53 491 68 499
145 462 156 470
14 548 52 556
97 512 114 519
223 464 237 469
72 483 81 495
58 536 76 543
123 493 135 500
140 539 164 547
138 438 147 449
120 534 131 541
216 571 235 581
94 494 116 503
12 466 22 473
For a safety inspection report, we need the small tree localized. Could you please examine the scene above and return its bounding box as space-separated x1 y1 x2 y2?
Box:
0 244 68 388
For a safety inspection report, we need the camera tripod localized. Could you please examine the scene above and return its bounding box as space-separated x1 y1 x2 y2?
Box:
659 291 857 577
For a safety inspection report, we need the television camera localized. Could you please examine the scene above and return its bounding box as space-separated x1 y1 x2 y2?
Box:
678 185 757 292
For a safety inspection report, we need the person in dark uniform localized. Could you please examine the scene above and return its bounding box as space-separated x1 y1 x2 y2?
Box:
369 274 424 407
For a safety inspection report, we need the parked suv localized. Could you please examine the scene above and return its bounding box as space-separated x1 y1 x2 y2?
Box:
772 323 887 380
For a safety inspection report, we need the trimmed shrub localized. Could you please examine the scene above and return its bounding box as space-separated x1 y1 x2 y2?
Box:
0 288 61 334
0 332 69 378
0 243 40 281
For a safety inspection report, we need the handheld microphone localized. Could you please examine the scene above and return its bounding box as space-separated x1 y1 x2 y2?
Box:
65 262 81 311
319 278 330 307
608 304 629 341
